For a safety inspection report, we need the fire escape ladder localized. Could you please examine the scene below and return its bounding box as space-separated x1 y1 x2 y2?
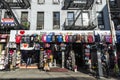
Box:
70 0 89 29
22 0 30 9
0 0 20 25
17 0 25 8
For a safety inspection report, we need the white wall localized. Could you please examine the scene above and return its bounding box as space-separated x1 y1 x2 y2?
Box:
1 0 109 30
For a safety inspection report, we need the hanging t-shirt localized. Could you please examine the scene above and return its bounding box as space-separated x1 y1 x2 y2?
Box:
15 35 22 44
68 35 73 42
72 35 77 42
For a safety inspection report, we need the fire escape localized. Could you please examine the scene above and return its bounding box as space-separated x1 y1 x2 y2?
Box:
62 0 97 30
0 0 30 33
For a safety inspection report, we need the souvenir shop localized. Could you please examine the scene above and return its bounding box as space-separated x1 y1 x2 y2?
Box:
7 30 119 72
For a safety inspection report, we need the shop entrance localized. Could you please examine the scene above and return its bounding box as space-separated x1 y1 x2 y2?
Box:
20 50 40 68
72 43 84 68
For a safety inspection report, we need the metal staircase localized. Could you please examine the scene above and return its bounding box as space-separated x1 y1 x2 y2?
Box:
63 0 97 30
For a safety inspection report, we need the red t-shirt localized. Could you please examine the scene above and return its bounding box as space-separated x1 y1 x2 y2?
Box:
16 35 22 44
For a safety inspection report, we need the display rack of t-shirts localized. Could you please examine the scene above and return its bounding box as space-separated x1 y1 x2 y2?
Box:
84 44 91 68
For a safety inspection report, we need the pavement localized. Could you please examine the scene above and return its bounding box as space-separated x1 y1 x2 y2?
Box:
0 69 119 80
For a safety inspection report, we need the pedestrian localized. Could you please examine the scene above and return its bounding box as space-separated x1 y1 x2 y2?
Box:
26 52 32 67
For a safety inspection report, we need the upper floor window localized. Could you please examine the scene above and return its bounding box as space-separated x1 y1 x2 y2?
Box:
53 0 60 4
110 0 117 8
38 0 45 4
97 12 105 29
53 12 60 29
96 0 102 4
37 12 44 30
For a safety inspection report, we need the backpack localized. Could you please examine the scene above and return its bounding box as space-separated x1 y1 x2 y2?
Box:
72 35 77 42
57 35 63 42
46 35 52 42
42 34 46 42
105 35 112 43
94 34 100 42
65 34 69 42
87 35 94 43
68 35 73 42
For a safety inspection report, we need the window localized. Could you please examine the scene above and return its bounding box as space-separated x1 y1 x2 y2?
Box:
97 12 104 29
38 0 45 4
53 0 60 4
96 0 102 4
21 12 29 29
37 12 44 30
110 0 117 8
67 12 74 26
53 12 60 29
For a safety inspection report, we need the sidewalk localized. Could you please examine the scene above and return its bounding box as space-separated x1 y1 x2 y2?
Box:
0 69 119 80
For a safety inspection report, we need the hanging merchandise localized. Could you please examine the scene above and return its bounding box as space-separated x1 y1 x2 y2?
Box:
26 35 30 43
46 35 52 42
57 35 63 42
87 34 94 43
52 35 56 42
15 35 22 44
105 34 112 44
94 33 100 42
76 34 81 42
65 33 69 42
44 43 50 48
68 35 73 42
42 34 47 42
34 43 40 50
72 34 77 42
30 35 34 43
81 33 85 43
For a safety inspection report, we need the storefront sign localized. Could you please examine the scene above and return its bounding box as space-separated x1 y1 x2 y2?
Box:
1 18 14 23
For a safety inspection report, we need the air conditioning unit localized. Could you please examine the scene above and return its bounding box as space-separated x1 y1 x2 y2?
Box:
38 0 45 4
53 0 60 4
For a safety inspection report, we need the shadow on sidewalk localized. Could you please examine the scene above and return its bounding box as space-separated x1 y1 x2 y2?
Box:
0 77 96 80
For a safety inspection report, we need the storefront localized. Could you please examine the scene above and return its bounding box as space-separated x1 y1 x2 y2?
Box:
7 30 119 74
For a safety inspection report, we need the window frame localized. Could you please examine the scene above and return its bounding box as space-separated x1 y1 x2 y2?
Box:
53 12 60 30
37 12 44 30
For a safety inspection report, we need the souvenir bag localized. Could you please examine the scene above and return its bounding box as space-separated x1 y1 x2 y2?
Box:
72 34 77 42
87 34 94 43
76 34 81 42
15 35 22 44
68 35 73 42
58 35 63 42
105 35 112 43
42 34 47 42
81 34 85 43
46 35 52 42
65 33 69 42
94 34 100 42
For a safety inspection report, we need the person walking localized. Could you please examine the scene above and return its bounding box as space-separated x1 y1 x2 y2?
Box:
26 52 32 67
